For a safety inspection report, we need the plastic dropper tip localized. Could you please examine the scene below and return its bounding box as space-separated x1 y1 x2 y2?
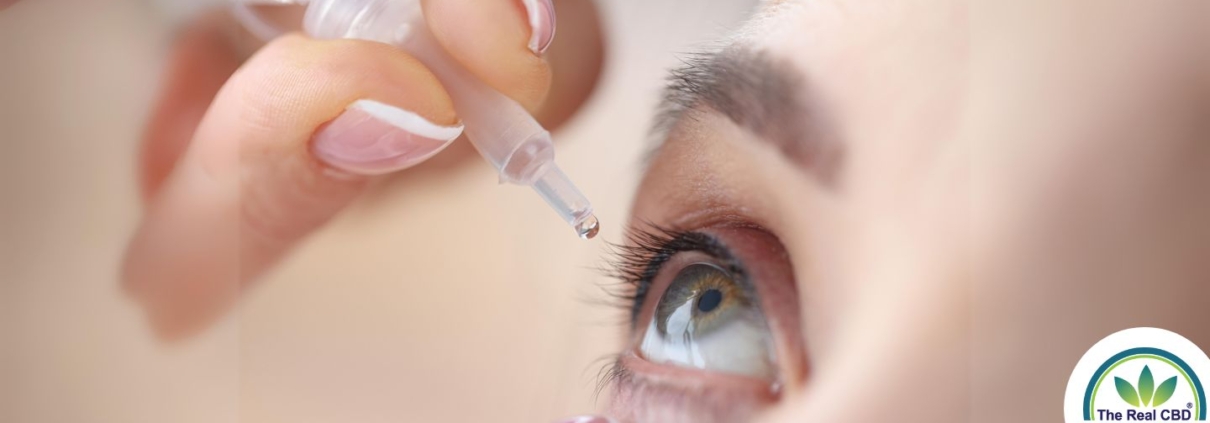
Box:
576 214 600 240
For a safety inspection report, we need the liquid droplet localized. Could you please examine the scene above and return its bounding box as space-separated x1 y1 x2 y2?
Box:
576 214 600 240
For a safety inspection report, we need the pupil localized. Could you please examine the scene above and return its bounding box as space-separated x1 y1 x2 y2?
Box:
697 289 723 313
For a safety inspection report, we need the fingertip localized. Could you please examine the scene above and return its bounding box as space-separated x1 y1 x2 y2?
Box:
421 0 554 111
121 157 241 341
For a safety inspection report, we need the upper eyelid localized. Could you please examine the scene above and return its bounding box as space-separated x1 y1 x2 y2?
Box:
606 224 752 326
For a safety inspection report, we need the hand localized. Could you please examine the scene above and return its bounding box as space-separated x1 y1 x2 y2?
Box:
121 0 605 340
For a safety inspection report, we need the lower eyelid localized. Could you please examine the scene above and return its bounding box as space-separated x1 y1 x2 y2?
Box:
619 353 780 394
606 354 779 423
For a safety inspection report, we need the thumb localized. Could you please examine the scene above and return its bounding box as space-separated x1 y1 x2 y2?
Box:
122 35 461 340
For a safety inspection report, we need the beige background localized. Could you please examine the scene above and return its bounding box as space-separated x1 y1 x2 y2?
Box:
0 0 755 422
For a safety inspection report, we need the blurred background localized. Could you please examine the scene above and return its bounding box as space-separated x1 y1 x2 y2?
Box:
0 0 758 421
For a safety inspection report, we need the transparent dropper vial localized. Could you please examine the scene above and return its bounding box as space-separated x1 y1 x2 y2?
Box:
393 18 602 240
238 0 599 239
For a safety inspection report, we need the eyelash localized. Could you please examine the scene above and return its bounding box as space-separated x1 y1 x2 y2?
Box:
596 223 723 397
601 223 747 326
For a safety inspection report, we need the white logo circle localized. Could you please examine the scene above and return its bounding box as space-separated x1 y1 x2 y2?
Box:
1065 328 1210 422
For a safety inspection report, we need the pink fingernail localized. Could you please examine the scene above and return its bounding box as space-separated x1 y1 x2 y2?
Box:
522 0 556 55
312 100 463 175
555 416 618 423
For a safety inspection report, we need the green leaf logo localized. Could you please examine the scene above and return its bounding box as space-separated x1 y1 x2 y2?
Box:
1139 366 1155 406
1116 365 1180 408
1117 376 1141 407
1153 376 1178 407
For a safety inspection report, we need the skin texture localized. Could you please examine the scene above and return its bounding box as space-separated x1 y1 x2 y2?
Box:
609 0 1209 422
121 1 605 340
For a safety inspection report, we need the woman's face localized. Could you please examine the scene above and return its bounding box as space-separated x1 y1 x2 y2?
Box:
602 1 1209 422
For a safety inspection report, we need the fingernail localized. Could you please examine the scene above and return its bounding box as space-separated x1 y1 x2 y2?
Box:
312 100 463 175
522 0 556 55
555 416 618 423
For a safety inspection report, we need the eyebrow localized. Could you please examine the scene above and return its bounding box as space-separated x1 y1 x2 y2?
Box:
651 47 843 183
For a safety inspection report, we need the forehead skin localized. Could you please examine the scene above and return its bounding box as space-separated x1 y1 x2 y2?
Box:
738 1 968 205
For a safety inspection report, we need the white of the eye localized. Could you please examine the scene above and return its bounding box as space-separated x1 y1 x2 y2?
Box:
638 300 777 379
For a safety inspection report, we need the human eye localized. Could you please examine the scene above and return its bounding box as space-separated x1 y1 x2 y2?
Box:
639 241 776 379
602 222 805 422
